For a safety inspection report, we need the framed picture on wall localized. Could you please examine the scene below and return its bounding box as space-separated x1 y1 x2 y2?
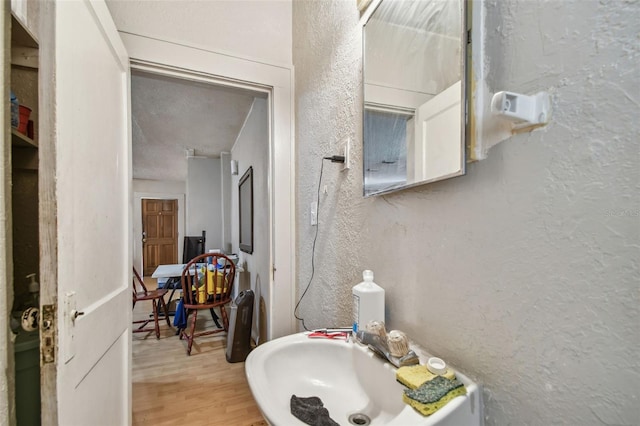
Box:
239 166 253 254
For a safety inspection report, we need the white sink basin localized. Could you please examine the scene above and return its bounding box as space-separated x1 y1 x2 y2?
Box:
246 332 482 425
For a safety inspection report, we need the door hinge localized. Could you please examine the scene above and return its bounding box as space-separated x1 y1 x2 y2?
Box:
41 304 56 364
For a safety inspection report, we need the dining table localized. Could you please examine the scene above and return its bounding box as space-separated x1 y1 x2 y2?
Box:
152 263 190 280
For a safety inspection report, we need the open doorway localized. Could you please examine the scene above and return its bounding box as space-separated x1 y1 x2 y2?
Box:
124 31 295 340
130 69 266 272
130 64 271 323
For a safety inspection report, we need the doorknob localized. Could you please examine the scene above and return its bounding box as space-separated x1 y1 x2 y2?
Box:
142 231 147 243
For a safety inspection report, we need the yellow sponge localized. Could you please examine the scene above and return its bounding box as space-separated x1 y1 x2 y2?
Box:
402 386 467 416
396 364 456 389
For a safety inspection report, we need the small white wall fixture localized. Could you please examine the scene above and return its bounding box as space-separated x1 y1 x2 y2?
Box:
491 90 551 128
468 1 552 161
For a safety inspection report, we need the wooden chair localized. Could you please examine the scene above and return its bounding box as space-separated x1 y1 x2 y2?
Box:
132 267 171 339
180 252 236 355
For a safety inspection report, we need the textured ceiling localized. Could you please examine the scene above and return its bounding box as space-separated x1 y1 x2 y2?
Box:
131 70 261 181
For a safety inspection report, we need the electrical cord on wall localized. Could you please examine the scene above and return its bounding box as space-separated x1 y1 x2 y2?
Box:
294 155 344 331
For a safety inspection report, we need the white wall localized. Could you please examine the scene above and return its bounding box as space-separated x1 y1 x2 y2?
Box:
220 152 232 254
186 157 222 252
106 0 292 67
293 0 639 424
231 98 269 344
133 178 184 195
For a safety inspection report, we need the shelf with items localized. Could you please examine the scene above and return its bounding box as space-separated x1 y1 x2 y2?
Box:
10 11 40 315
8 8 42 426
11 128 37 148
10 13 39 150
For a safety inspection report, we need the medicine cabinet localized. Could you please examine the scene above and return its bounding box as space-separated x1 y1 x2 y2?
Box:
363 0 467 196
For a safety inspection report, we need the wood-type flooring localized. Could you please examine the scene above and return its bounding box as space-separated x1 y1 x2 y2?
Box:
132 278 267 426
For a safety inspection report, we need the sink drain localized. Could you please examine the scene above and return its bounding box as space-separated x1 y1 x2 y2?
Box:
348 413 371 426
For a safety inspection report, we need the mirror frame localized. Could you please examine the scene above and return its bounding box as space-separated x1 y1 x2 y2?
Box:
362 0 468 197
239 166 253 254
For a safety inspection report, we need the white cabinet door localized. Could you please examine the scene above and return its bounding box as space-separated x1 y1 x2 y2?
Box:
414 80 463 181
49 1 131 424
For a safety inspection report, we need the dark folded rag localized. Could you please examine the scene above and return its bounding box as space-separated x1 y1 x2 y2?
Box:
290 395 339 426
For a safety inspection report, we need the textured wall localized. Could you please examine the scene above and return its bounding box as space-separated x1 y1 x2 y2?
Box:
293 0 639 424
293 0 368 332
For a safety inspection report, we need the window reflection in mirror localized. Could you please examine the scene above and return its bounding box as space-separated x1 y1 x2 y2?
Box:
363 0 466 197
364 109 410 193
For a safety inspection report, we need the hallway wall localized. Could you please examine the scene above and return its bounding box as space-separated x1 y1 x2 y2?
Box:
231 98 270 344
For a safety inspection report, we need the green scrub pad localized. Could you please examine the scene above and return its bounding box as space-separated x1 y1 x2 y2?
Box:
403 375 466 416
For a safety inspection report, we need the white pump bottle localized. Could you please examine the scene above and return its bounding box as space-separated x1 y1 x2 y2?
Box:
352 270 385 334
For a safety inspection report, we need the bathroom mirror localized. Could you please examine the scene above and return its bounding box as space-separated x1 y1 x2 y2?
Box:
363 0 466 196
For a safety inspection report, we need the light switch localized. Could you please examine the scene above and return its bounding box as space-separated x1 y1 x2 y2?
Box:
310 201 317 226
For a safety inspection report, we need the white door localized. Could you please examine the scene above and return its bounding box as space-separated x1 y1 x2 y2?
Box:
41 1 131 424
414 80 462 181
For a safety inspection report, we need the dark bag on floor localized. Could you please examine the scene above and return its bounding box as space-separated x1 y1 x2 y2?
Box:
173 298 187 329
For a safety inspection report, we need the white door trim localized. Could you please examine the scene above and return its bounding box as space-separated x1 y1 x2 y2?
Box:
122 33 296 340
0 2 13 423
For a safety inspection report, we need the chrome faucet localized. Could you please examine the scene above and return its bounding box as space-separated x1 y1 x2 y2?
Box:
356 331 419 368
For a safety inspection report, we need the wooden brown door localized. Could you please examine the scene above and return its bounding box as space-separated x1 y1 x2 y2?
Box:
142 199 178 276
